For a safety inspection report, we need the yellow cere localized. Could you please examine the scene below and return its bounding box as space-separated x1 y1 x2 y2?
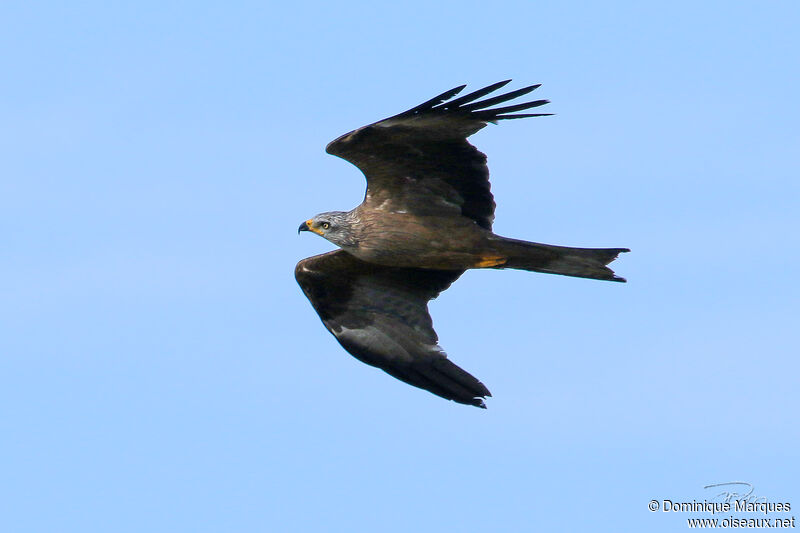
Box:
307 219 324 236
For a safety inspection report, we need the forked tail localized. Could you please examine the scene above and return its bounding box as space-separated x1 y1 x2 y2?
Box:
492 237 630 282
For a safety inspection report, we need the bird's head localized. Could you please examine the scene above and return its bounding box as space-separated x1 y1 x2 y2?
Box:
298 211 358 248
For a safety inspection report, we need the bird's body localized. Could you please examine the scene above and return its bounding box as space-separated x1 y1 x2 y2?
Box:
296 81 628 408
346 210 496 270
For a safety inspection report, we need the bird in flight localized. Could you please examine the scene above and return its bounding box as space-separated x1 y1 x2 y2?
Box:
296 80 628 408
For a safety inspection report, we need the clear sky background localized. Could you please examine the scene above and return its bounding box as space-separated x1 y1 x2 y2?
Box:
2 1 798 532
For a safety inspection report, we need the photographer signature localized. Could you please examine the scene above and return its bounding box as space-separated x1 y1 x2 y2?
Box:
704 482 767 504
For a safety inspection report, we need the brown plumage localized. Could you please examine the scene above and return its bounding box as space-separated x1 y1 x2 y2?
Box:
296 80 628 408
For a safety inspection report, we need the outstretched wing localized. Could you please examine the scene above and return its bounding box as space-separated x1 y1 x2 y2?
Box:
325 80 551 230
295 250 491 408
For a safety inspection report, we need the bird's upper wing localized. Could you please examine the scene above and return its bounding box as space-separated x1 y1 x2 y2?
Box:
295 250 491 408
325 80 551 230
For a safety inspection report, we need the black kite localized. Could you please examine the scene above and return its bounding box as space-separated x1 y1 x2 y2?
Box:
296 80 628 408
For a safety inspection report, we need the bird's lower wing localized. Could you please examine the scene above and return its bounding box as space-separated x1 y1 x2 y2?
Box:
295 250 490 408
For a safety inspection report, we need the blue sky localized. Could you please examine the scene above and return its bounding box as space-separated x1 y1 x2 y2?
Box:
2 1 798 531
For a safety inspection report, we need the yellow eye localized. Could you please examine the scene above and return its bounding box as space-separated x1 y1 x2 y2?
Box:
320 222 330 230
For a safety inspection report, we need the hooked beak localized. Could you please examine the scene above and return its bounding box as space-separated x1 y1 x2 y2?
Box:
299 219 323 235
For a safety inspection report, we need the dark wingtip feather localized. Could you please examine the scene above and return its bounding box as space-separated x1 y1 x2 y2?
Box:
401 358 492 408
390 80 551 125
486 99 549 115
438 79 513 109
461 84 541 111
401 84 467 116
492 113 554 120
474 100 551 122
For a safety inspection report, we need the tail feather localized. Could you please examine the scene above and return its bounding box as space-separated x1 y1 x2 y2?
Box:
494 237 629 282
